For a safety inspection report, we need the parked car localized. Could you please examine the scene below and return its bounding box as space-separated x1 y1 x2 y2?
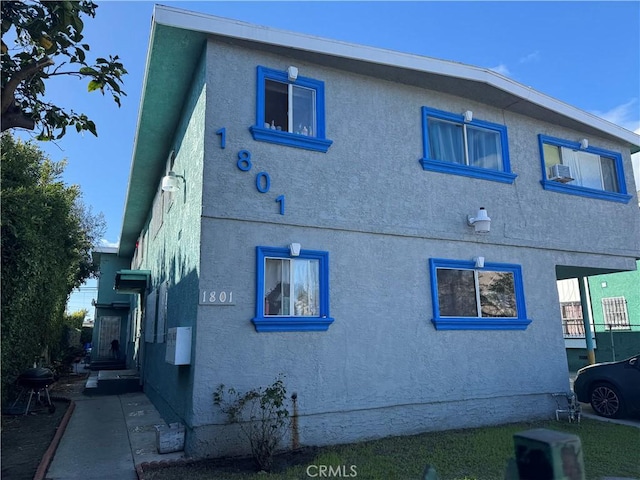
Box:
573 354 640 418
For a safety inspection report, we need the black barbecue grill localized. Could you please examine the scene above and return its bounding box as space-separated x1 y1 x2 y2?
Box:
10 367 56 415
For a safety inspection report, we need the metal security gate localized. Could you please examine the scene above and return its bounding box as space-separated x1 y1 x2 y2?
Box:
97 316 120 358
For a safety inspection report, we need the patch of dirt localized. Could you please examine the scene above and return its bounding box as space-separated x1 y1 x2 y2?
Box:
143 446 322 480
1 373 87 480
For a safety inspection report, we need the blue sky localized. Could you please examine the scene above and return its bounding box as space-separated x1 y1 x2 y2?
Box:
15 1 638 315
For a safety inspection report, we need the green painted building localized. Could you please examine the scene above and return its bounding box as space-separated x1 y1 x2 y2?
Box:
587 259 640 361
564 260 640 371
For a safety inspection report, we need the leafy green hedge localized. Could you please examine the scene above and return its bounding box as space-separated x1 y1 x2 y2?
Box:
1 134 103 403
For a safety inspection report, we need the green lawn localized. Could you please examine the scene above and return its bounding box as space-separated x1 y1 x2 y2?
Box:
144 419 640 480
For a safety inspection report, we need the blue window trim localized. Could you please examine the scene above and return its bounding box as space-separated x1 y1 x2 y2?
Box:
420 107 517 184
538 134 631 204
252 246 334 332
428 258 532 331
249 66 333 153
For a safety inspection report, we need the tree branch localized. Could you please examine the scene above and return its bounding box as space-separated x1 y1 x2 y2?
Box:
1 108 35 132
1 57 54 114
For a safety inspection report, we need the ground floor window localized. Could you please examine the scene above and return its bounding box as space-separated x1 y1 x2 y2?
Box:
253 246 334 332
429 258 531 330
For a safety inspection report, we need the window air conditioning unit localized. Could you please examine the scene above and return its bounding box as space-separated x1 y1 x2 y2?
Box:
550 164 574 183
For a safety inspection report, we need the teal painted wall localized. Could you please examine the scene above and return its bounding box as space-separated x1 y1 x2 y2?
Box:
566 349 589 372
567 331 640 371
587 260 640 332
137 48 206 427
92 253 132 361
95 253 132 305
566 261 640 371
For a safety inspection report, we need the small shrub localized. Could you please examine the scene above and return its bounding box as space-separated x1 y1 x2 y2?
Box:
213 375 290 471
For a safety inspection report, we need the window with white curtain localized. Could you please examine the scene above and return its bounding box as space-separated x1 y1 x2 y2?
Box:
546 145 619 192
253 246 334 332
538 134 630 203
264 257 319 316
421 107 516 183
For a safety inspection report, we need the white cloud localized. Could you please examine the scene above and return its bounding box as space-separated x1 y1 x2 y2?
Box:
518 50 540 64
99 238 120 248
489 64 511 77
591 98 640 133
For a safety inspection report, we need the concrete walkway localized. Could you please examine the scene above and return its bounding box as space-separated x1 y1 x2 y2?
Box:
46 389 184 479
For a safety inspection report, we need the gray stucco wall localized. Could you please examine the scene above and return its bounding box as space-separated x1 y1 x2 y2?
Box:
139 39 639 457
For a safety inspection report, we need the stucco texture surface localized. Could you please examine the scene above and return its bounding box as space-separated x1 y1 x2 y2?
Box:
138 39 639 457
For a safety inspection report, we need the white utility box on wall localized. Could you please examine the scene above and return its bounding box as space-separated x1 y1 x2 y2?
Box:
165 326 192 365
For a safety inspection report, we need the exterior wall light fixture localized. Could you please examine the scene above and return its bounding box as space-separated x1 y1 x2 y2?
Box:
580 138 589 149
287 66 298 82
467 207 491 234
474 256 485 268
161 171 185 193
464 110 473 122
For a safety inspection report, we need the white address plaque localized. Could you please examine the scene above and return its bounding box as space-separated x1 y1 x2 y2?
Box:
199 289 235 305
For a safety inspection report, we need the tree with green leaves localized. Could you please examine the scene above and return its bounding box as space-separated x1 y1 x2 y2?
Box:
1 133 105 401
1 0 127 139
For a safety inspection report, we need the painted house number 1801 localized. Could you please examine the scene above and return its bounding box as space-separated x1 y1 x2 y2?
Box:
200 290 235 305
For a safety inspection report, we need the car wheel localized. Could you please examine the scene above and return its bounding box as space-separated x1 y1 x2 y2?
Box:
590 383 624 418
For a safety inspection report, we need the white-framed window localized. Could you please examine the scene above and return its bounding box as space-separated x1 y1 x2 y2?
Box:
264 79 317 136
264 257 319 317
538 134 631 203
253 246 334 332
249 66 333 152
602 296 630 330
420 107 516 183
429 258 531 330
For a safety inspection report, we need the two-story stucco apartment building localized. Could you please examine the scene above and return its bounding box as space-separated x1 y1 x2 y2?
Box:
91 5 640 458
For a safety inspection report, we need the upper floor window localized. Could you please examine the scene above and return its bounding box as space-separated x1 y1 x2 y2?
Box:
252 246 334 332
429 258 531 330
420 107 516 184
538 135 631 203
249 66 333 153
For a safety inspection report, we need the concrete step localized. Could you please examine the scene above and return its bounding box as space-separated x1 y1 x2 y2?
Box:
84 370 141 396
88 360 126 371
